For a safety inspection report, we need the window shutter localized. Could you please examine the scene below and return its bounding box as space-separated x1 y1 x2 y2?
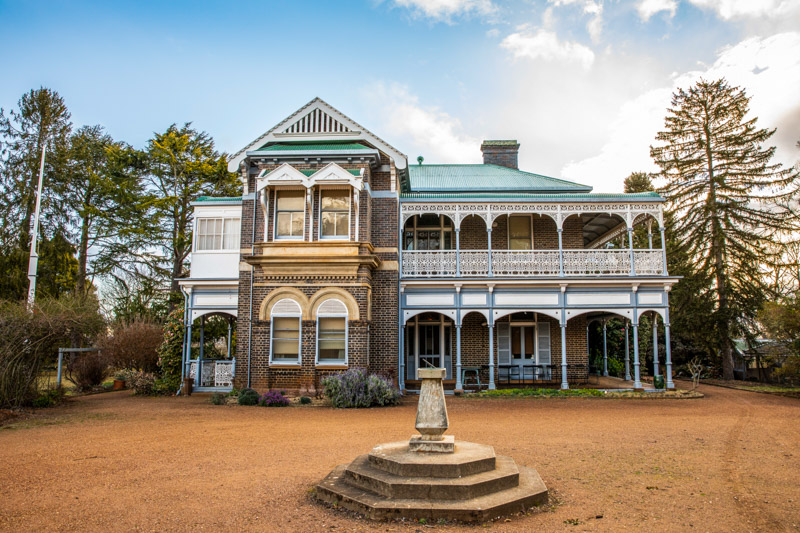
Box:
443 326 452 380
498 322 511 364
406 326 416 381
537 321 551 365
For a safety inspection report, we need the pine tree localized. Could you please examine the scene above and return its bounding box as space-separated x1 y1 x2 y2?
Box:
0 88 72 248
650 78 799 379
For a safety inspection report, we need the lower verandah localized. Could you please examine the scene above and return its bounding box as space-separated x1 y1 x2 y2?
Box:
402 312 589 391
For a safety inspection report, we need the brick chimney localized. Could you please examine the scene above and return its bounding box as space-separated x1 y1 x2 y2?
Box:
481 140 520 169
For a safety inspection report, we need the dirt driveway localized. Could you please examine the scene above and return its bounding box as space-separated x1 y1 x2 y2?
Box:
1 385 798 532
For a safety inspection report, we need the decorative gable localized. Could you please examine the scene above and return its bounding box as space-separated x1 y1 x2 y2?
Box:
310 163 364 189
256 163 308 191
282 107 351 134
228 97 407 173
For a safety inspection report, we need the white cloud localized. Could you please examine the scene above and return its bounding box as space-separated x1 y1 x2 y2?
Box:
561 32 800 192
636 0 678 21
360 82 481 163
688 0 800 20
548 0 604 42
390 0 496 21
501 29 595 69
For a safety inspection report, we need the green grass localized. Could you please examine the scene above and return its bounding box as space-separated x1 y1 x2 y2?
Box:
738 385 800 393
474 388 605 398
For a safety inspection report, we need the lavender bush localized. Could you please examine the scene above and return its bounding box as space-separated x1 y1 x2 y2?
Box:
259 390 290 407
321 368 401 408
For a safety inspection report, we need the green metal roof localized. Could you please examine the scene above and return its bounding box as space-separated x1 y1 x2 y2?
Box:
407 164 592 193
254 141 371 152
193 196 243 205
400 191 664 202
299 169 361 177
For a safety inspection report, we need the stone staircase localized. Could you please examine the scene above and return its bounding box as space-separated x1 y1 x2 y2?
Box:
315 440 548 523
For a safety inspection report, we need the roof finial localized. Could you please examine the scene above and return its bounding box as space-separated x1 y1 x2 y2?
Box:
417 155 424 166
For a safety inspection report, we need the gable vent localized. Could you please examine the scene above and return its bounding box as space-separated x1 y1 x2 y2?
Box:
317 299 348 316
271 298 302 316
283 108 351 134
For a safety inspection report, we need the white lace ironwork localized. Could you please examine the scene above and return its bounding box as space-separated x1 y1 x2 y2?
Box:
460 251 488 276
214 361 235 388
402 250 457 277
401 249 665 277
492 250 560 276
401 202 664 229
633 250 664 275
189 361 226 388
563 250 630 276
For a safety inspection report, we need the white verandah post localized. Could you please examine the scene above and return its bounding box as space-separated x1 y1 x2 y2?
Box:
602 319 609 376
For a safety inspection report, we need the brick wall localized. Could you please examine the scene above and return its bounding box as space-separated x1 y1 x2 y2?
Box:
234 151 399 393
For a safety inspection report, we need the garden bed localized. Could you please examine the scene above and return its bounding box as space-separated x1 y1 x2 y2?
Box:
469 388 703 399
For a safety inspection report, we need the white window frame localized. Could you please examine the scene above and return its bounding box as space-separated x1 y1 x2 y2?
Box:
507 214 534 250
269 299 302 365
315 301 348 366
318 187 351 241
194 217 241 253
273 189 306 241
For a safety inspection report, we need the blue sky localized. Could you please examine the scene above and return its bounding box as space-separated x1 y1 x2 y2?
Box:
1 0 799 192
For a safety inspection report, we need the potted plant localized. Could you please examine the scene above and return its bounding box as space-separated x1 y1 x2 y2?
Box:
113 370 128 391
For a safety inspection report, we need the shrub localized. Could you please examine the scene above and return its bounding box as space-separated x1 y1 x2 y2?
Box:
238 388 259 406
259 390 290 407
127 371 157 395
774 356 800 386
69 350 111 391
321 368 401 408
0 296 104 408
100 320 163 373
32 388 63 408
155 309 185 394
210 392 226 405
299 396 312 405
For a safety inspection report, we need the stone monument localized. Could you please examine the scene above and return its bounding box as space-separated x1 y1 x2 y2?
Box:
315 369 548 523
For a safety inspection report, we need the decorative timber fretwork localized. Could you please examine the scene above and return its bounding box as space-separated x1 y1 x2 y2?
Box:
400 202 664 230
282 107 351 134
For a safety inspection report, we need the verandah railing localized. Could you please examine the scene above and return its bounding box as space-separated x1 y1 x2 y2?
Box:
401 249 664 277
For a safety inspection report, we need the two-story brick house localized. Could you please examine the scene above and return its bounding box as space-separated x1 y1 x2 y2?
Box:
178 98 680 394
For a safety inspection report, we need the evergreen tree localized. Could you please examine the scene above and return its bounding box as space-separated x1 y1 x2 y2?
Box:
0 87 72 248
623 171 654 194
650 78 799 379
144 123 239 296
64 125 152 296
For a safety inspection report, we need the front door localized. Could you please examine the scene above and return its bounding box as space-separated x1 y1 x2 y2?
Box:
510 324 535 378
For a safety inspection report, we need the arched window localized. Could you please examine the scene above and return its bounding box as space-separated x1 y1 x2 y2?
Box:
316 299 348 365
270 299 302 364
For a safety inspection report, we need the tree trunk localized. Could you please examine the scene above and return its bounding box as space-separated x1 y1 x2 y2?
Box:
76 213 90 295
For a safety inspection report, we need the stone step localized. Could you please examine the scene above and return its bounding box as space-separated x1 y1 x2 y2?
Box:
315 462 549 523
368 441 496 478
345 454 520 500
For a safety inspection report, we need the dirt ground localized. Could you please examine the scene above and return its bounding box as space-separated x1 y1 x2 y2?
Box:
1 384 798 532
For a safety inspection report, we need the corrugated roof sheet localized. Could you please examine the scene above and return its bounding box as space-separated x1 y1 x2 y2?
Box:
255 141 370 152
407 164 593 193
193 196 243 204
400 191 664 202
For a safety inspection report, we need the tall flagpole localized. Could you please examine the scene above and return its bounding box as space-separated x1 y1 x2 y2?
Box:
27 145 47 308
